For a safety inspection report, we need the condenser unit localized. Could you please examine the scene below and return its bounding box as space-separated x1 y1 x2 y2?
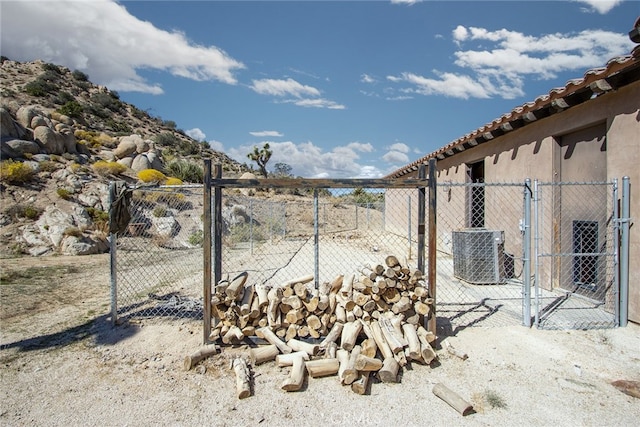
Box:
452 229 506 284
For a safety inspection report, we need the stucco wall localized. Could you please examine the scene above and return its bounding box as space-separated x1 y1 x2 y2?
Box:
389 80 640 323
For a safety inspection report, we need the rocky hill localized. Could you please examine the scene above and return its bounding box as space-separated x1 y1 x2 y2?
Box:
0 57 246 257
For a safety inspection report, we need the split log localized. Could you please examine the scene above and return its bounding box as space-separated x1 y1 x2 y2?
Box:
281 295 302 310
340 320 363 351
276 351 310 367
183 345 218 371
287 339 320 356
335 304 347 324
222 325 245 345
249 344 279 365
303 295 319 312
305 358 339 378
285 324 298 342
281 274 314 288
225 272 248 302
328 275 344 294
392 296 412 314
249 296 260 318
258 327 292 354
281 354 306 392
416 326 438 363
320 322 344 348
369 321 394 361
294 282 308 299
340 273 354 297
255 284 270 309
267 287 282 329
378 356 399 383
360 338 378 358
402 323 422 361
417 326 437 344
432 383 474 416
342 345 362 385
351 372 370 395
337 348 350 384
231 357 251 399
379 318 407 354
354 355 383 372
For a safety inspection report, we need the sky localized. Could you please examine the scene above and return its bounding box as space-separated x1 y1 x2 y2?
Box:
1 0 638 178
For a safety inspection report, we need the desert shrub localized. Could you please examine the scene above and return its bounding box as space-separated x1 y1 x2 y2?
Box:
24 79 54 96
152 206 168 218
86 207 109 223
91 92 123 112
162 120 176 129
164 177 183 186
72 69 89 81
63 227 83 238
4 204 42 221
42 63 62 74
56 188 72 200
188 230 204 247
92 160 126 176
165 160 203 183
137 169 167 183
38 160 60 172
53 91 75 106
105 118 131 134
0 160 35 184
153 132 179 147
57 100 83 118
130 106 148 119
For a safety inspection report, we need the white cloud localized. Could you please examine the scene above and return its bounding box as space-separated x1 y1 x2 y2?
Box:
250 131 284 137
228 140 380 178
207 140 225 152
387 25 632 100
361 74 376 84
391 0 421 5
0 0 244 94
383 150 410 164
574 0 624 14
285 98 346 110
186 128 206 141
250 78 321 98
388 142 409 153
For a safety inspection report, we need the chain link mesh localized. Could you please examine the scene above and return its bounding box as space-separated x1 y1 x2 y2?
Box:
534 182 617 329
114 185 204 319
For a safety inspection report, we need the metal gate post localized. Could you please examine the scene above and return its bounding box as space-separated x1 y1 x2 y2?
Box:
314 189 319 289
522 179 532 327
620 176 630 327
427 159 437 335
533 179 540 328
108 181 118 326
203 159 212 343
417 164 426 273
213 165 223 289
612 179 620 326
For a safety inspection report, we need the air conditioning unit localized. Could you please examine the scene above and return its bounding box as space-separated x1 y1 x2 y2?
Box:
452 229 506 284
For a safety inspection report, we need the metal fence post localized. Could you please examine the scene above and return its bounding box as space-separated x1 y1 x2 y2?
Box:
533 179 540 328
314 189 320 289
249 199 254 255
203 160 212 343
523 179 532 327
213 164 223 288
620 176 630 327
108 181 118 326
613 179 620 326
417 164 426 273
427 159 437 335
407 196 412 260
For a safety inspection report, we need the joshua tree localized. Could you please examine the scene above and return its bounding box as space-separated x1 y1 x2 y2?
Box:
247 143 272 178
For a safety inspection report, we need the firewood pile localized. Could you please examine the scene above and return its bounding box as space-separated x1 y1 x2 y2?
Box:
204 255 439 397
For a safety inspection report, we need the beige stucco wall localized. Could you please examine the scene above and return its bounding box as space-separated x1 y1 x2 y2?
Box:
389 80 640 323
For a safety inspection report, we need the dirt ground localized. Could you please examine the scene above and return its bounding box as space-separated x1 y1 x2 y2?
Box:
1 254 639 427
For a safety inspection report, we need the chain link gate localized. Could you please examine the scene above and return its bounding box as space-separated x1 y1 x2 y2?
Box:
533 181 620 329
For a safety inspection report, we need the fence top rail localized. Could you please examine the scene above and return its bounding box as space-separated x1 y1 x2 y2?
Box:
210 177 429 189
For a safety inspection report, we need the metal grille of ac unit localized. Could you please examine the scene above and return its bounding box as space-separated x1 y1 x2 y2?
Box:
452 229 506 284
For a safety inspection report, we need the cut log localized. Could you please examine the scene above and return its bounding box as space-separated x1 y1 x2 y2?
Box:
225 272 248 302
337 349 350 384
402 323 422 361
285 324 298 342
255 284 270 309
281 275 314 288
335 304 347 323
342 345 362 385
241 326 255 337
303 295 319 312
276 351 310 367
340 273 354 297
369 321 394 360
249 344 279 365
416 326 438 363
385 255 400 268
360 338 378 358
305 358 339 378
378 356 399 383
231 357 251 399
414 301 430 316
183 345 218 371
320 322 344 348
340 320 363 351
222 325 245 345
443 339 468 360
287 339 320 356
307 315 322 331
281 295 302 310
383 288 400 303
354 355 383 372
281 354 306 392
258 327 292 354
379 318 407 354
432 383 474 416
294 282 308 299
392 296 412 314
267 287 282 329
351 372 370 395
325 342 337 359
417 325 437 344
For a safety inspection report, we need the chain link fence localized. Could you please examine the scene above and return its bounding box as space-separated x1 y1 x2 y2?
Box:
111 184 204 320
533 181 619 329
431 182 528 335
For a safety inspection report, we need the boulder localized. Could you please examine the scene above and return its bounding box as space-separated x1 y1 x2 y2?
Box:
113 135 140 159
2 138 41 156
61 235 108 255
36 206 74 247
0 107 22 138
0 140 20 159
152 215 180 238
239 172 258 196
16 105 44 129
33 126 64 155
117 156 134 168
131 153 151 172
31 115 52 129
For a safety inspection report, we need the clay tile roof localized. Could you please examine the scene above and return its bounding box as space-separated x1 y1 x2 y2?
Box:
386 45 640 179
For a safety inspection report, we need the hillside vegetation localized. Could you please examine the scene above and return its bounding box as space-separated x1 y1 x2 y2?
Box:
0 57 245 257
